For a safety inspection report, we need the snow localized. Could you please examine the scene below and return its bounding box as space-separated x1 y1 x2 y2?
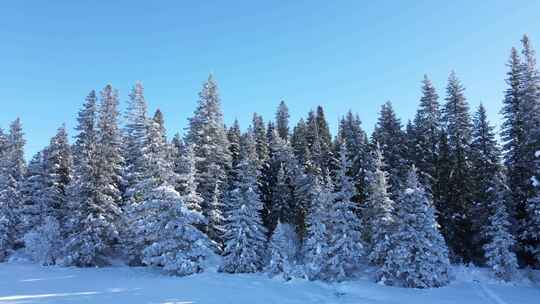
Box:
1 262 539 304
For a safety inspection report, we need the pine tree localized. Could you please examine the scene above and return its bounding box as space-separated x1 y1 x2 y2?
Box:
185 75 231 232
227 119 242 171
152 108 167 142
483 173 518 281
303 176 335 280
338 111 369 204
123 82 150 204
411 75 441 190
520 35 540 265
276 100 290 141
252 113 269 168
364 144 396 266
136 120 212 276
371 101 408 195
327 143 364 281
220 130 267 273
470 104 501 263
21 151 46 234
266 221 300 280
442 71 475 262
379 167 450 288
0 118 26 261
41 125 72 224
61 89 122 267
291 118 310 167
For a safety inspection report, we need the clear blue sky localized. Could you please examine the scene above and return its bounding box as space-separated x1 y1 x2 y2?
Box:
1 1 540 158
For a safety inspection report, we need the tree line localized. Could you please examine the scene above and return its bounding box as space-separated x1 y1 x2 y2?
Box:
0 35 539 288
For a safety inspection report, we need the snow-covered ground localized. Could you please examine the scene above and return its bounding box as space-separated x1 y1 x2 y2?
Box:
0 262 539 304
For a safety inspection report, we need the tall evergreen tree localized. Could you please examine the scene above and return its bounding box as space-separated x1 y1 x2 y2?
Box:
0 118 26 261
123 82 149 204
61 88 122 266
379 168 450 288
470 104 502 263
327 143 364 281
520 35 540 265
441 72 475 262
276 100 290 141
338 111 369 204
411 75 441 189
135 119 212 276
185 75 231 235
364 144 396 266
220 130 267 273
371 101 408 195
483 173 518 281
252 113 269 168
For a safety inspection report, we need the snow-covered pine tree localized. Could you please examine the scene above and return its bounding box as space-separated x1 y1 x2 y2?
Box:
61 89 122 267
326 143 364 281
136 119 212 275
483 172 518 281
227 119 242 171
24 125 73 265
20 151 46 234
411 75 441 190
41 125 72 224
338 111 369 205
520 35 540 266
185 74 231 237
0 118 26 261
276 100 290 141
303 176 335 281
291 118 310 166
470 104 502 263
266 221 301 280
252 113 269 168
122 81 149 204
442 71 475 263
152 108 167 143
371 101 408 196
220 129 267 273
379 167 450 288
364 144 396 266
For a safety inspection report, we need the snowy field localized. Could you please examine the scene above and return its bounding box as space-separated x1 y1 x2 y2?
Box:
0 262 539 304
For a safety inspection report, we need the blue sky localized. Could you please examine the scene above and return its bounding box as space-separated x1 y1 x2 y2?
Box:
1 1 540 158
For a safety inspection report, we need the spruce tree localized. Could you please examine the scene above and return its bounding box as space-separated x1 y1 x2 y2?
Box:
61 89 122 267
185 75 231 232
123 82 149 204
276 100 290 141
338 111 369 204
483 173 518 281
303 176 335 280
327 143 364 281
371 101 408 195
379 167 450 288
411 75 441 190
0 118 26 261
442 71 475 262
520 35 540 265
137 120 212 276
470 104 501 263
220 130 267 273
364 144 396 266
